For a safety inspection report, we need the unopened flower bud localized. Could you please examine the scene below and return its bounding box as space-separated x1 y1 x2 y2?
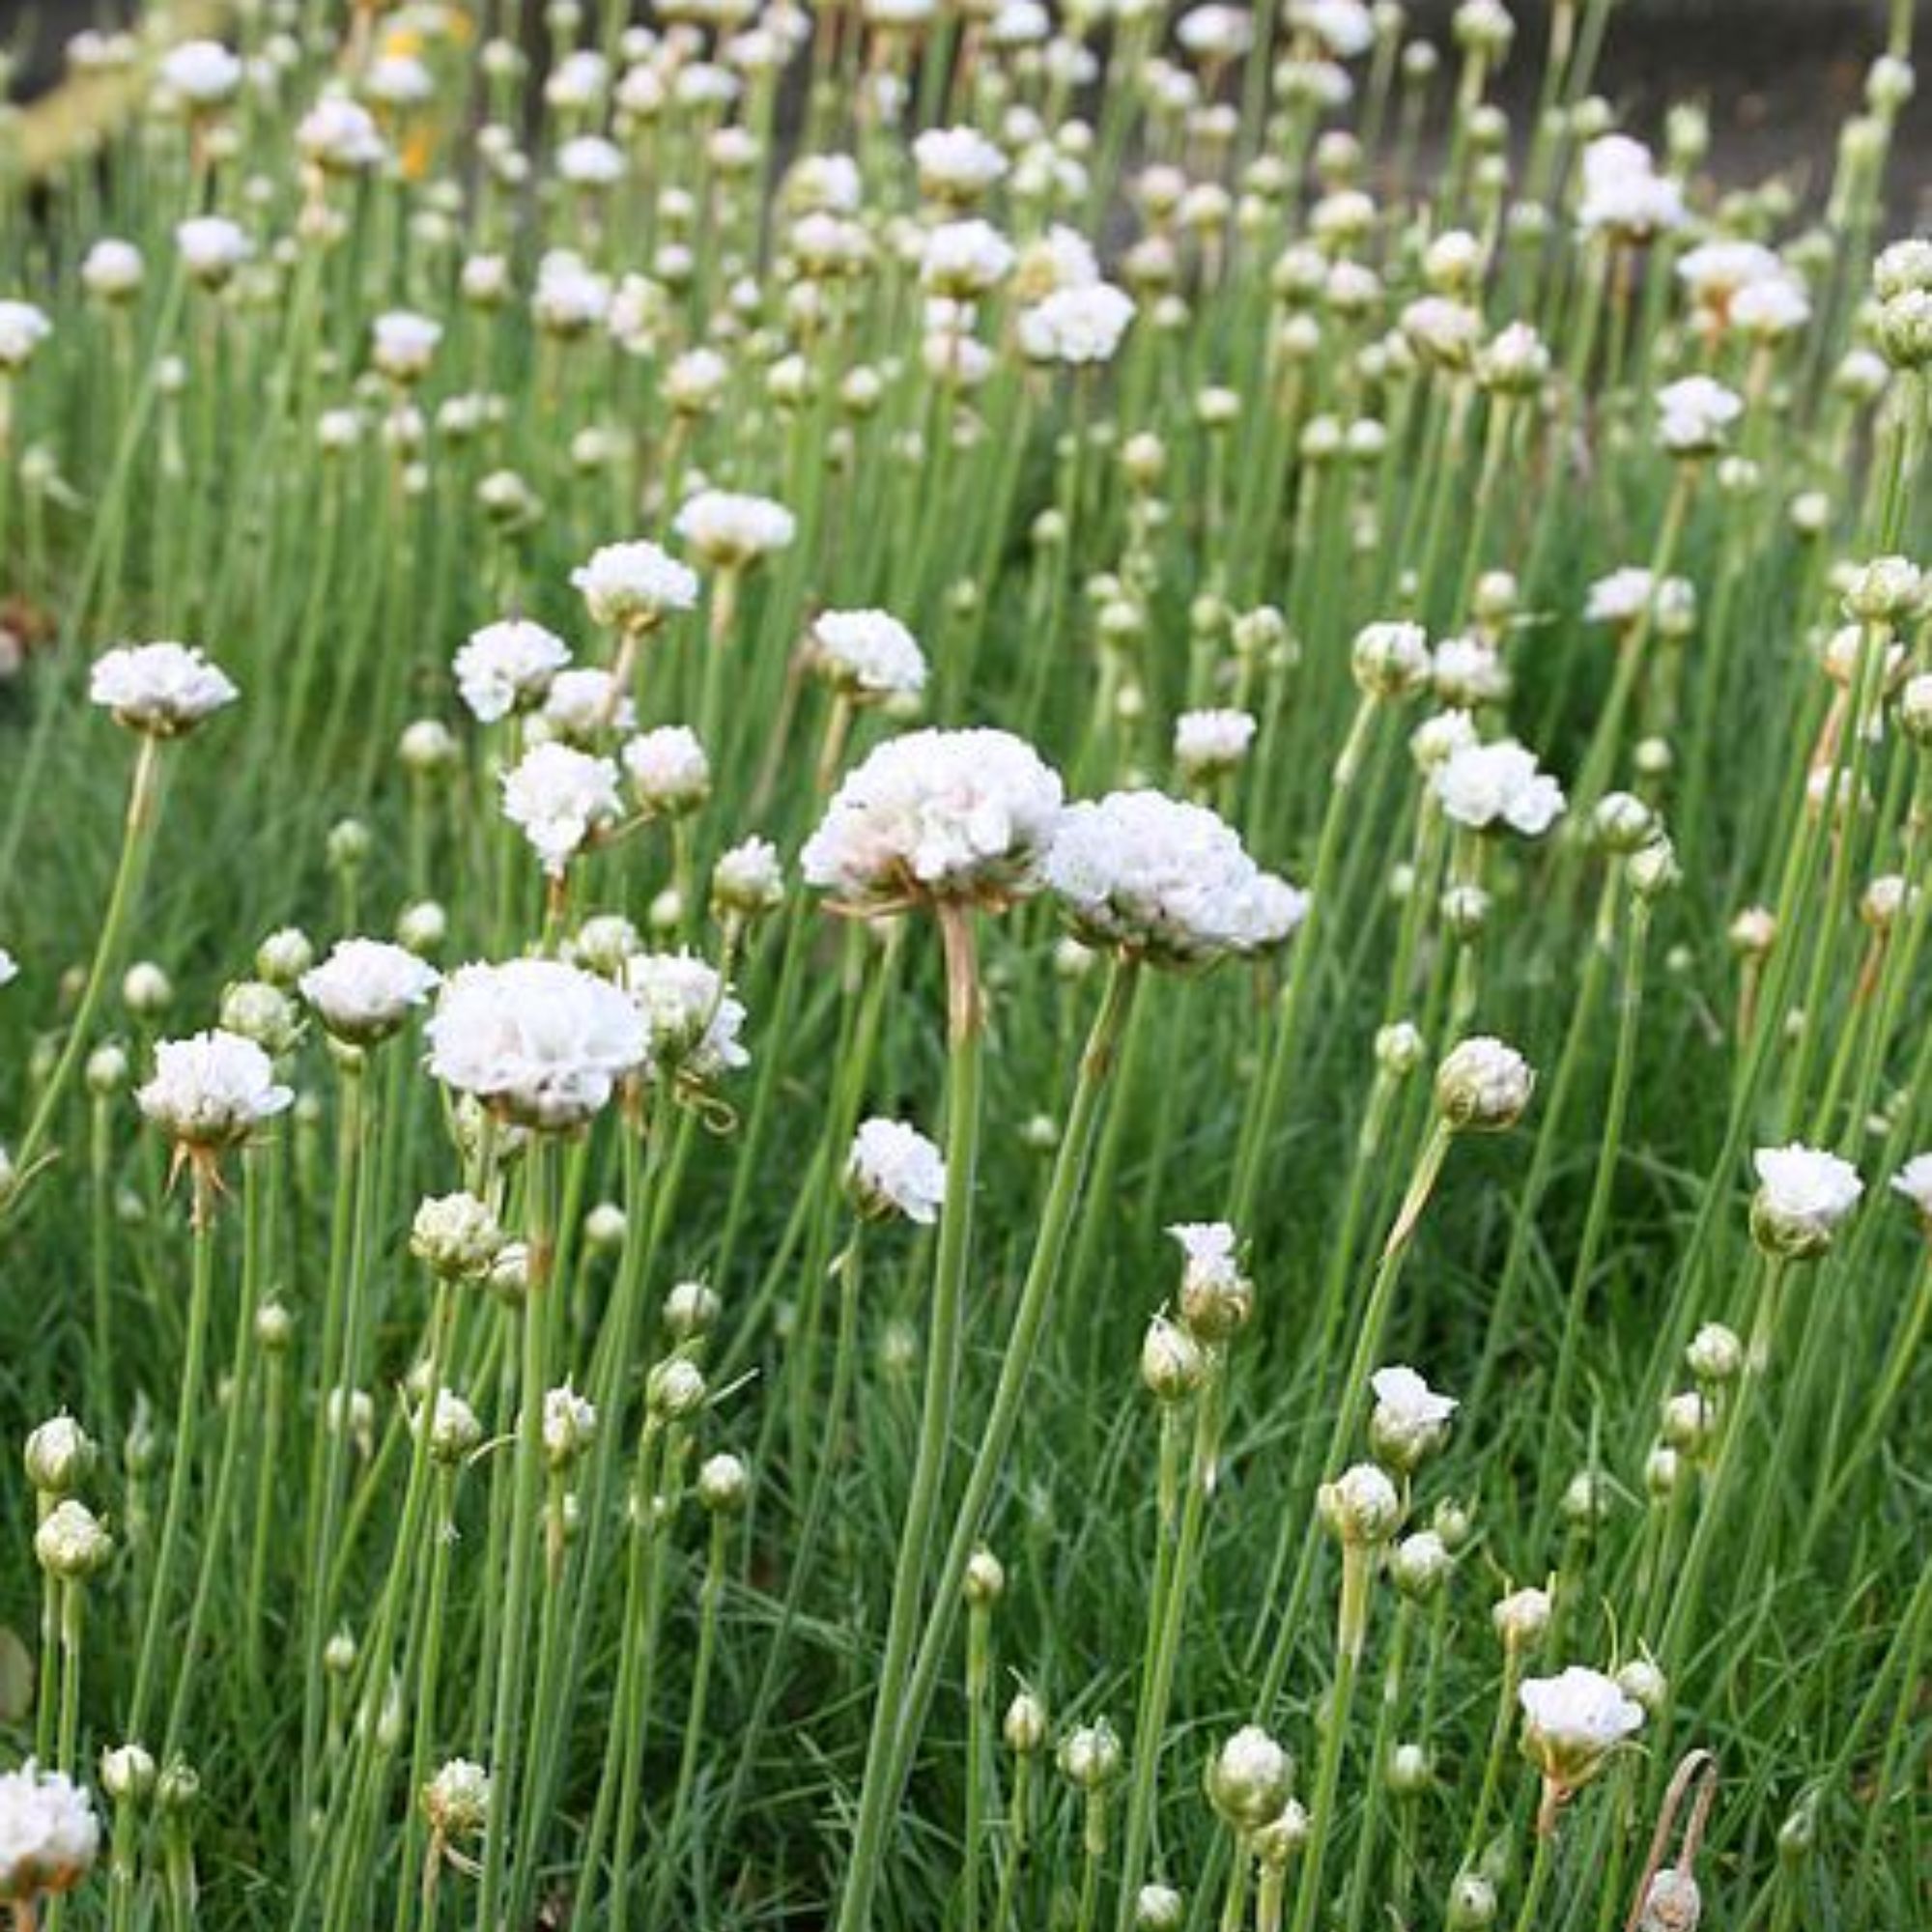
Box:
964 1548 1006 1605
1136 1883 1184 1932
696 1451 750 1515
1058 1719 1123 1790
1004 1690 1048 1754
1386 1743 1432 1795
1686 1321 1742 1383
1447 1872 1497 1928
1319 1463 1402 1545
646 1356 707 1420
25 1415 97 1495
1435 1037 1534 1131
1142 1314 1208 1404
36 1497 115 1577
100 1743 157 1803
1206 1725 1293 1833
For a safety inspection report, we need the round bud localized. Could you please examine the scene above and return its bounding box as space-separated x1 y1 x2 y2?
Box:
646 1356 707 1420
1391 1530 1452 1600
1686 1321 1743 1384
1206 1726 1293 1833
696 1451 751 1515
256 927 315 985
663 1279 722 1342
1435 1037 1534 1132
1492 1585 1551 1648
1004 1690 1047 1754
24 1414 98 1496
582 1202 627 1254
1141 1314 1208 1404
964 1547 1006 1605
100 1743 157 1804
1136 1884 1184 1932
1447 1872 1498 1929
36 1498 115 1577
1319 1463 1402 1546
1058 1719 1123 1790
1250 1800 1309 1868
1386 1743 1432 1796
1616 1658 1668 1716
85 1043 130 1096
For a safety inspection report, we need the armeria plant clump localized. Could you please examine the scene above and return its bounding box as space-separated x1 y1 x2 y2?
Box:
0 2 1926 1929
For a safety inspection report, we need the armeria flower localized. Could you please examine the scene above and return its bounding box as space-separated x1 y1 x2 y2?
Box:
454 618 571 723
1576 134 1686 240
712 836 785 919
1169 1220 1253 1340
1205 1726 1293 1834
1656 376 1743 457
1043 790 1306 967
1519 1666 1645 1793
543 667 635 741
1177 3 1256 59
157 38 241 106
0 299 52 372
295 94 386 172
371 310 441 384
673 490 796 568
0 948 17 988
1368 1365 1460 1472
1015 282 1136 366
622 725 711 816
921 218 1016 298
298 939 440 1044
809 610 928 705
1433 739 1566 837
913 125 1008 200
1319 1462 1403 1545
541 1384 598 1466
570 540 699 632
500 742 622 876
1750 1143 1862 1258
1435 1037 1535 1131
802 727 1064 910
846 1117 947 1224
1889 1152 1932 1229
79 240 144 302
175 214 252 284
619 951 750 1081
1291 0 1375 57
1174 708 1258 783
0 1762 100 1904
1493 1586 1552 1647
421 1759 492 1841
137 1030 293 1151
425 958 647 1129
89 641 238 736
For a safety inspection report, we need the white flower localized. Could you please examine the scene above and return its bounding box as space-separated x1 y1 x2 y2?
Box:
1585 567 1658 624
1435 1036 1535 1130
1291 0 1375 59
1174 708 1258 782
847 1117 947 1223
1577 134 1686 239
621 725 711 815
570 540 699 630
1044 790 1306 966
1177 4 1255 59
137 1031 293 1150
921 219 1015 298
914 126 1008 199
543 668 635 741
810 610 928 703
89 641 238 735
1656 375 1743 456
801 727 1064 908
532 250 611 334
454 618 571 723
0 300 52 371
712 836 785 918
1369 1365 1459 1470
1016 282 1136 366
0 1762 99 1902
296 95 387 172
0 948 15 988
426 959 646 1128
1319 1461 1404 1544
1493 1586 1553 1647
1434 739 1566 837
556 134 625 187
542 1384 598 1464
1167 1221 1252 1340
1012 225 1099 301
1519 1666 1645 1789
299 939 440 1044
619 951 750 1080
1751 1143 1862 1256
501 742 622 876
158 39 242 106
79 240 145 302
1890 1152 1932 1223
673 491 796 568
371 310 441 383
175 215 252 282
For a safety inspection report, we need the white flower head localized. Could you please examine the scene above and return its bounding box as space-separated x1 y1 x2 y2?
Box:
921 218 1015 298
371 310 441 383
1044 790 1306 967
1168 1219 1253 1341
501 742 622 876
543 667 636 741
158 38 242 107
1656 375 1743 456
89 641 238 736
1174 708 1258 784
0 299 52 371
298 939 440 1044
1889 1152 1932 1228
622 725 711 816
1435 1036 1535 1131
79 241 145 302
425 958 647 1129
0 1762 99 1902
1750 1143 1862 1258
296 94 387 173
914 125 1008 200
1369 1365 1459 1472
1016 283 1137 366
175 214 252 283
1433 738 1567 838
570 540 699 631
1577 134 1686 240
619 951 750 1081
847 1117 947 1224
809 610 928 705
1519 1665 1645 1791
454 618 571 724
137 1030 294 1151
673 490 796 568
802 727 1064 910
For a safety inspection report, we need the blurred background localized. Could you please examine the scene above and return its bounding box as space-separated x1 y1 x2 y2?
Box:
0 1 1925 221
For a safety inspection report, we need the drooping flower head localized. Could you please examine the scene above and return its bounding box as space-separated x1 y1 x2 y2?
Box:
1043 791 1306 967
802 727 1064 911
425 959 647 1130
